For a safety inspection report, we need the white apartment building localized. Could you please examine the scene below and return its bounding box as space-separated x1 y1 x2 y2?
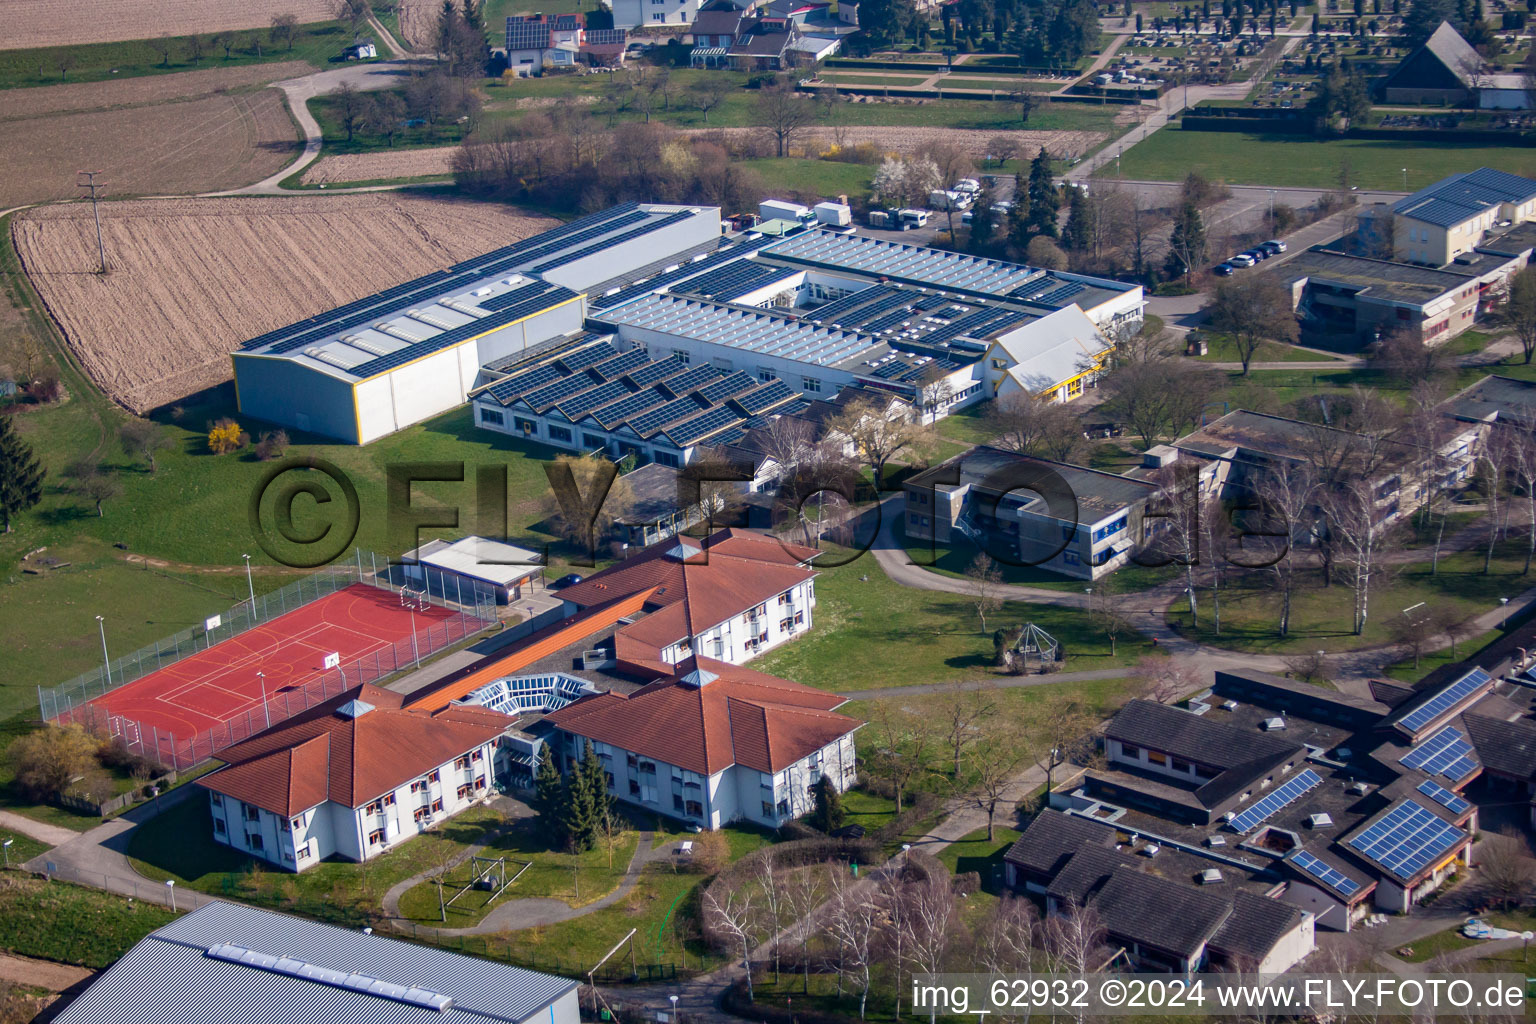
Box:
544 659 860 829
200 688 510 871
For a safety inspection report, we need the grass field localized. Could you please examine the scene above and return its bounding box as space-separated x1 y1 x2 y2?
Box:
740 158 877 197
0 22 354 90
1167 540 1532 656
395 824 641 925
0 874 175 968
753 548 1155 691
1107 127 1536 189
1193 336 1343 363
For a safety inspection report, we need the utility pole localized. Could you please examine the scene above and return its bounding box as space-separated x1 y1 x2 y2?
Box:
76 170 107 274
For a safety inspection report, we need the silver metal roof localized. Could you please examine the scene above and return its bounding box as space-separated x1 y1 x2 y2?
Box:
763 230 1047 295
593 292 878 367
54 902 578 1024
1393 167 1536 229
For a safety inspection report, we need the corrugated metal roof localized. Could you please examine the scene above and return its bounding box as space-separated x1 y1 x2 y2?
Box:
1392 166 1536 228
54 902 577 1024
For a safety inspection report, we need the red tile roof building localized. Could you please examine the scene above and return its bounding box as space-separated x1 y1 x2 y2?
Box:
198 685 510 872
544 657 860 827
557 528 821 671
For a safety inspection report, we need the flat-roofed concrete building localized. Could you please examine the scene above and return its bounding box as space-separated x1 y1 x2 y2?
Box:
903 445 1159 579
1276 248 1481 346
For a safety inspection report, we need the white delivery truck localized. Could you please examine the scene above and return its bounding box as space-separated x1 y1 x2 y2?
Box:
898 208 930 229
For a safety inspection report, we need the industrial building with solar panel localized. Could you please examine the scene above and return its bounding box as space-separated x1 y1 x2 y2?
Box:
230 201 1144 450
997 660 1536 971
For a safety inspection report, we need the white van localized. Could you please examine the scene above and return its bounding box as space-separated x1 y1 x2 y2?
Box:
898 208 929 229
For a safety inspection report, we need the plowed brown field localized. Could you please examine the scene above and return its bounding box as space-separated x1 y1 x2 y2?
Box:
0 62 312 120
4 1 337 50
0 88 299 209
12 196 558 412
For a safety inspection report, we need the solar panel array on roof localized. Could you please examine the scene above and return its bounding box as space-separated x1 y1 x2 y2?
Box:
699 371 758 402
681 261 792 302
346 286 577 380
592 348 650 378
1023 282 1087 307
665 405 741 447
523 370 604 411
804 285 898 325
554 380 629 419
1416 779 1471 815
914 294 949 311
624 357 690 387
1291 850 1361 896
528 210 693 274
1228 769 1322 833
659 364 722 396
588 236 776 311
555 343 618 374
1347 800 1466 880
1400 727 1479 783
506 19 551 48
484 363 563 404
1397 668 1490 733
861 307 918 335
765 230 1048 296
478 281 551 312
629 396 708 437
241 205 652 357
591 387 669 428
871 360 911 380
594 293 874 368
734 378 796 414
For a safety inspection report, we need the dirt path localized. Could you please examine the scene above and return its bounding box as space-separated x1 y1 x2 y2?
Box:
0 952 92 993
0 810 76 847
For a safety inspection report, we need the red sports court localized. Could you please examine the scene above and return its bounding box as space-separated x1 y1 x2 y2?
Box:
88 584 458 744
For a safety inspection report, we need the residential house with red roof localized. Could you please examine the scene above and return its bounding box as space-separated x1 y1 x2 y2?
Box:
198 685 511 871
544 656 860 827
556 528 820 668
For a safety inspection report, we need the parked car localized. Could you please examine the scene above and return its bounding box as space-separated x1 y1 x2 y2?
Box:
1213 262 1235 276
1228 253 1256 268
1261 239 1288 254
1242 248 1268 261
553 573 584 588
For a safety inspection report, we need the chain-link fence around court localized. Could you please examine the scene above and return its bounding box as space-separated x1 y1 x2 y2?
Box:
37 550 500 771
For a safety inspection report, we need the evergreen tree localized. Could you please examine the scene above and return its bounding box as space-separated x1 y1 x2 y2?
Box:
564 739 610 852
811 774 845 832
1165 200 1207 281
0 414 45 534
533 744 567 846
1006 175 1033 255
1063 186 1094 254
1026 147 1059 238
970 190 997 250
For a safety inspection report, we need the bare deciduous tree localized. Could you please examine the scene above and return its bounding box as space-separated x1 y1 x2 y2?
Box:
940 684 998 779
1133 654 1198 703
1205 275 1300 375
965 722 1028 840
755 81 814 157
964 553 1004 635
987 393 1085 463
863 705 936 813
1479 827 1536 911
1088 577 1131 656
1320 476 1395 635
825 873 880 1017
1026 697 1094 795
705 883 763 1001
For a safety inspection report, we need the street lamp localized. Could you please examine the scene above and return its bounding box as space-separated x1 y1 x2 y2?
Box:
242 553 256 609
95 615 112 686
257 672 270 729
2 838 12 870
1401 167 1408 190
1502 597 1511 629
165 879 176 912
669 994 679 1024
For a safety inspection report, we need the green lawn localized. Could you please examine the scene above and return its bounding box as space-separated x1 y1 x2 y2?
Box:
1382 627 1501 683
461 826 772 973
309 90 474 155
1398 923 1482 963
128 795 510 927
935 823 1022 892
740 158 876 198
752 548 1156 692
1106 128 1536 189
1168 539 1536 656
0 874 175 968
900 529 1180 593
1192 335 1343 363
396 824 641 925
0 830 51 865
0 22 359 91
